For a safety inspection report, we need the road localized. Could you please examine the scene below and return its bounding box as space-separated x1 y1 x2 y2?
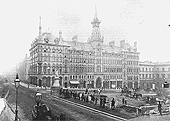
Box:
8 83 126 121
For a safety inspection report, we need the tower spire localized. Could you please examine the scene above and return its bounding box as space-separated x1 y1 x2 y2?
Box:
90 6 103 43
39 16 42 37
94 5 97 19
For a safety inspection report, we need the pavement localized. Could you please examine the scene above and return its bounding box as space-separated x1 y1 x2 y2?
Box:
0 98 15 121
20 83 170 121
129 114 170 121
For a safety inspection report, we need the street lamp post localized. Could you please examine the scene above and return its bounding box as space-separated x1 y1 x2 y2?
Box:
35 92 42 120
14 73 20 121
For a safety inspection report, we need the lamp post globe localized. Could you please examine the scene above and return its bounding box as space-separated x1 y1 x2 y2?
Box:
14 73 20 88
15 73 20 87
14 73 20 121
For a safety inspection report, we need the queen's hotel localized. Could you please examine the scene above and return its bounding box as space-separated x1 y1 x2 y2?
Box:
27 9 140 90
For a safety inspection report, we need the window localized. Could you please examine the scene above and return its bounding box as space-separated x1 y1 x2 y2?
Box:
142 74 144 79
168 74 170 79
162 74 165 79
152 74 155 79
96 65 101 72
162 68 165 71
146 74 148 78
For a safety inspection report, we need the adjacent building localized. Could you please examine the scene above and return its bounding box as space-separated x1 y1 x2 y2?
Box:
28 10 140 89
139 61 170 90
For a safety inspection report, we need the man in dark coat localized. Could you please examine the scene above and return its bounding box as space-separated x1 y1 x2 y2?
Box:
111 98 115 110
158 101 162 116
100 98 103 107
103 97 106 108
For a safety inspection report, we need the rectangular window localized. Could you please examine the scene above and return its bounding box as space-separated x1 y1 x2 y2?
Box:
146 74 148 78
162 74 165 79
152 74 155 78
142 74 144 79
162 68 165 71
168 74 170 79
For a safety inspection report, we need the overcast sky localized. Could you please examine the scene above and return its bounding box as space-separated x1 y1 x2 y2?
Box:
0 0 170 74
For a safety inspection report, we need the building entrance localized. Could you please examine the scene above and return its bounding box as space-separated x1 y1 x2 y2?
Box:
96 77 102 88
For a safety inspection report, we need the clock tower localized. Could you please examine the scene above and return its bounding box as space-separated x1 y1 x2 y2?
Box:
90 6 104 44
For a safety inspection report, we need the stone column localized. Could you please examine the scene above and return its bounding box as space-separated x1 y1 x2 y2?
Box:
50 76 52 87
116 81 117 89
132 81 135 89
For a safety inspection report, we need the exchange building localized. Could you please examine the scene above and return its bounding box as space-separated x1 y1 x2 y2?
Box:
29 10 140 89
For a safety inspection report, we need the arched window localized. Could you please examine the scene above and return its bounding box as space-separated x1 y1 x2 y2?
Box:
96 65 101 72
43 63 47 74
47 63 51 74
52 63 55 74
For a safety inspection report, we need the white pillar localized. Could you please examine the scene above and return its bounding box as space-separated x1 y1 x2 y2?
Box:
50 76 52 87
138 81 140 88
152 83 155 90
132 81 135 88
162 83 164 88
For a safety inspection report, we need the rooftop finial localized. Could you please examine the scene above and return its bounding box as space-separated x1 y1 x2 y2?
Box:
95 5 97 19
39 16 42 37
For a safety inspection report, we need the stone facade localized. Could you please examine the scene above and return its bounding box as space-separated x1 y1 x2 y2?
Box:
29 10 140 89
139 61 170 90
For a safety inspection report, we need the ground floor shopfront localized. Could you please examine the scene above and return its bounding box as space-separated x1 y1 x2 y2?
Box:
139 79 170 90
28 75 139 89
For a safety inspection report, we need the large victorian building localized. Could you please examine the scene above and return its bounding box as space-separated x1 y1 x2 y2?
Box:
29 10 140 89
139 61 170 90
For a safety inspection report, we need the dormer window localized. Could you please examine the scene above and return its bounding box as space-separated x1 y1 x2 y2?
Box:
44 37 49 43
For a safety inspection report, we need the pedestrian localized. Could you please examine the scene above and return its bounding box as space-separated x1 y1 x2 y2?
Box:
85 88 88 94
124 99 127 105
100 97 103 107
86 93 89 103
95 97 98 105
111 98 115 110
103 97 106 108
122 97 125 105
81 93 84 101
79 92 82 100
158 101 162 116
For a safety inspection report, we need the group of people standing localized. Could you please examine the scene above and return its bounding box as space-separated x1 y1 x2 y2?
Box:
59 88 119 110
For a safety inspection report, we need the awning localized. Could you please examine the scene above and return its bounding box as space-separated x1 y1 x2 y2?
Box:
70 81 79 84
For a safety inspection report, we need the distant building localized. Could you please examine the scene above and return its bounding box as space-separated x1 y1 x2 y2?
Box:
28 9 140 89
16 54 30 83
139 61 170 90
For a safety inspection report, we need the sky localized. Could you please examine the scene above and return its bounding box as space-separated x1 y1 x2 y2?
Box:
0 0 170 75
